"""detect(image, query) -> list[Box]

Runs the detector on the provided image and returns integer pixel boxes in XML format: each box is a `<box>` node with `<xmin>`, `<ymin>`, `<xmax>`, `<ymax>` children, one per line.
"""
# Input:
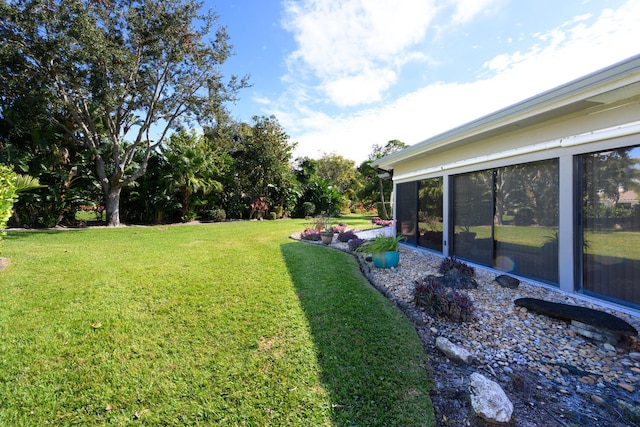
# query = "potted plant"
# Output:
<box><xmin>355</xmin><ymin>234</ymin><xmax>404</xmax><ymax>268</ymax></box>
<box><xmin>310</xmin><ymin>216</ymin><xmax>334</xmax><ymax>245</ymax></box>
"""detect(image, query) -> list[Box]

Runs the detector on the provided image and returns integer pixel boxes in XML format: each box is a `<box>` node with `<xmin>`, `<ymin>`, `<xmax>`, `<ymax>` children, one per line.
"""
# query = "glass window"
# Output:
<box><xmin>452</xmin><ymin>160</ymin><xmax>559</xmax><ymax>284</ymax></box>
<box><xmin>452</xmin><ymin>169</ymin><xmax>494</xmax><ymax>265</ymax></box>
<box><xmin>417</xmin><ymin>177</ymin><xmax>443</xmax><ymax>252</ymax></box>
<box><xmin>494</xmin><ymin>160</ymin><xmax>559</xmax><ymax>284</ymax></box>
<box><xmin>395</xmin><ymin>181</ymin><xmax>417</xmax><ymax>245</ymax></box>
<box><xmin>580</xmin><ymin>145</ymin><xmax>640</xmax><ymax>309</ymax></box>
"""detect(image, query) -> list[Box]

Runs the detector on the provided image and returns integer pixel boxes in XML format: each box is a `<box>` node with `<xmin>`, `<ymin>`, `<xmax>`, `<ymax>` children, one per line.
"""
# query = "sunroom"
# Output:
<box><xmin>372</xmin><ymin>54</ymin><xmax>640</xmax><ymax>312</ymax></box>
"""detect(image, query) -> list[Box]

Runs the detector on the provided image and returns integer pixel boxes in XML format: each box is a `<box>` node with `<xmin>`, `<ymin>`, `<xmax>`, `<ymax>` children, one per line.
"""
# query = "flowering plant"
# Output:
<box><xmin>250</xmin><ymin>197</ymin><xmax>269</xmax><ymax>219</ymax></box>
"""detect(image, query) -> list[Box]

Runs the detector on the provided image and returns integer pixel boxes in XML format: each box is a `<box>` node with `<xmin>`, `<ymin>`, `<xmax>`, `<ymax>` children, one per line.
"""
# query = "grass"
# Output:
<box><xmin>0</xmin><ymin>216</ymin><xmax>433</xmax><ymax>426</ymax></box>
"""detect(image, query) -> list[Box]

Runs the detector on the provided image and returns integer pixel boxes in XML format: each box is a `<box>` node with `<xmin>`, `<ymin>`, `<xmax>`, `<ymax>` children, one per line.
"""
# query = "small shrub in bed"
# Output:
<box><xmin>206</xmin><ymin>208</ymin><xmax>226</xmax><ymax>222</ymax></box>
<box><xmin>300</xmin><ymin>228</ymin><xmax>321</xmax><ymax>241</ymax></box>
<box><xmin>438</xmin><ymin>256</ymin><xmax>475</xmax><ymax>277</ymax></box>
<box><xmin>337</xmin><ymin>229</ymin><xmax>358</xmax><ymax>242</ymax></box>
<box><xmin>414</xmin><ymin>277</ymin><xmax>446</xmax><ymax>316</ymax></box>
<box><xmin>414</xmin><ymin>276</ymin><xmax>474</xmax><ymax>322</ymax></box>
<box><xmin>330</xmin><ymin>223</ymin><xmax>348</xmax><ymax>234</ymax></box>
<box><xmin>372</xmin><ymin>216</ymin><xmax>393</xmax><ymax>227</ymax></box>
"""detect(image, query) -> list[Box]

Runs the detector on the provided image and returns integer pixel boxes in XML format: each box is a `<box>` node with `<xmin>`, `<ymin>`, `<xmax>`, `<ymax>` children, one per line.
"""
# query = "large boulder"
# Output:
<box><xmin>469</xmin><ymin>372</ymin><xmax>514</xmax><ymax>424</ymax></box>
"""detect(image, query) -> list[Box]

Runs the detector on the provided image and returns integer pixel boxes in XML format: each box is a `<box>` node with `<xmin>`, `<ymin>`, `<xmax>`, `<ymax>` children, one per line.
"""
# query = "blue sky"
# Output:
<box><xmin>209</xmin><ymin>0</ymin><xmax>640</xmax><ymax>163</ymax></box>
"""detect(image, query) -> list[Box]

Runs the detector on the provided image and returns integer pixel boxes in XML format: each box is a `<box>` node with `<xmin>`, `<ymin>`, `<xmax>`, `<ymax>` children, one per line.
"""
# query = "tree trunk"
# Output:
<box><xmin>105</xmin><ymin>186</ymin><xmax>122</xmax><ymax>227</ymax></box>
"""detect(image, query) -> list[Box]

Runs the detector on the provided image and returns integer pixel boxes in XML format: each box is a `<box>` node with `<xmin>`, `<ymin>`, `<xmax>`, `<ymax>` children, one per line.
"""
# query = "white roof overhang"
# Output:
<box><xmin>372</xmin><ymin>54</ymin><xmax>640</xmax><ymax>171</ymax></box>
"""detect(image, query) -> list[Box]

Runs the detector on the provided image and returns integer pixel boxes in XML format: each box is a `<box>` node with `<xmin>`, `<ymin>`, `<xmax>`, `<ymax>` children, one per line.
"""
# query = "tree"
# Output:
<box><xmin>0</xmin><ymin>0</ymin><xmax>248</xmax><ymax>226</ymax></box>
<box><xmin>164</xmin><ymin>130</ymin><xmax>224</xmax><ymax>220</ymax></box>
<box><xmin>231</xmin><ymin>116</ymin><xmax>297</xmax><ymax>217</ymax></box>
<box><xmin>292</xmin><ymin>157</ymin><xmax>342</xmax><ymax>218</ymax></box>
<box><xmin>317</xmin><ymin>153</ymin><xmax>361</xmax><ymax>207</ymax></box>
<box><xmin>358</xmin><ymin>140</ymin><xmax>408</xmax><ymax>213</ymax></box>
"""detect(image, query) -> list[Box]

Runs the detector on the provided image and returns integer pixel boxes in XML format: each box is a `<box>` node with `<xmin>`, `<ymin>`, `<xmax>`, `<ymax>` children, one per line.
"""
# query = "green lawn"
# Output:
<box><xmin>0</xmin><ymin>217</ymin><xmax>433</xmax><ymax>426</ymax></box>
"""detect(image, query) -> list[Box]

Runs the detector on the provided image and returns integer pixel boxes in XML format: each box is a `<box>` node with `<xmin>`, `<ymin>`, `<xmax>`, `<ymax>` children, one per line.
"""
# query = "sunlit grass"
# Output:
<box><xmin>0</xmin><ymin>217</ymin><xmax>433</xmax><ymax>426</ymax></box>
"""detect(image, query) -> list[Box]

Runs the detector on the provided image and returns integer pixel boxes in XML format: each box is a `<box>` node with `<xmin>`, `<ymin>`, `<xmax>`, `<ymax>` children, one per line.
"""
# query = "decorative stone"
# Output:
<box><xmin>433</xmin><ymin>268</ymin><xmax>478</xmax><ymax>290</ymax></box>
<box><xmin>617</xmin><ymin>382</ymin><xmax>635</xmax><ymax>393</ymax></box>
<box><xmin>495</xmin><ymin>274</ymin><xmax>520</xmax><ymax>289</ymax></box>
<box><xmin>629</xmin><ymin>352</ymin><xmax>640</xmax><ymax>361</ymax></box>
<box><xmin>514</xmin><ymin>298</ymin><xmax>638</xmax><ymax>342</ymax></box>
<box><xmin>570</xmin><ymin>321</ymin><xmax>620</xmax><ymax>345</ymax></box>
<box><xmin>435</xmin><ymin>337</ymin><xmax>473</xmax><ymax>364</ymax></box>
<box><xmin>469</xmin><ymin>372</ymin><xmax>514</xmax><ymax>424</ymax></box>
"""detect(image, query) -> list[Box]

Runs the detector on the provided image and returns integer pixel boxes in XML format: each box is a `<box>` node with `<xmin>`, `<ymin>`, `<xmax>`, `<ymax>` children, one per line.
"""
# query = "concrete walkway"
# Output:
<box><xmin>354</xmin><ymin>226</ymin><xmax>394</xmax><ymax>240</ymax></box>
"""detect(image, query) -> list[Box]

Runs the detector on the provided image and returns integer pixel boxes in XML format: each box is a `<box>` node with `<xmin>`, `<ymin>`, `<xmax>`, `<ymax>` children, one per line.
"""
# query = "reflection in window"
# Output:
<box><xmin>396</xmin><ymin>181</ymin><xmax>417</xmax><ymax>246</ymax></box>
<box><xmin>418</xmin><ymin>178</ymin><xmax>443</xmax><ymax>252</ymax></box>
<box><xmin>581</xmin><ymin>146</ymin><xmax>640</xmax><ymax>309</ymax></box>
<box><xmin>452</xmin><ymin>170</ymin><xmax>493</xmax><ymax>265</ymax></box>
<box><xmin>452</xmin><ymin>160</ymin><xmax>559</xmax><ymax>284</ymax></box>
<box><xmin>494</xmin><ymin>160</ymin><xmax>558</xmax><ymax>284</ymax></box>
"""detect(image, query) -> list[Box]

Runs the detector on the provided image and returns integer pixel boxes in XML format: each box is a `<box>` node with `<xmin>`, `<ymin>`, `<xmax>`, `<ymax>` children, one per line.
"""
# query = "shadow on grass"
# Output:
<box><xmin>280</xmin><ymin>241</ymin><xmax>434</xmax><ymax>427</ymax></box>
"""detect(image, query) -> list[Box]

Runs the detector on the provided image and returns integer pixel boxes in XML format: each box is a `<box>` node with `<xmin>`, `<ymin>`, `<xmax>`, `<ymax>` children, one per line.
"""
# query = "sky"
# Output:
<box><xmin>209</xmin><ymin>0</ymin><xmax>640</xmax><ymax>164</ymax></box>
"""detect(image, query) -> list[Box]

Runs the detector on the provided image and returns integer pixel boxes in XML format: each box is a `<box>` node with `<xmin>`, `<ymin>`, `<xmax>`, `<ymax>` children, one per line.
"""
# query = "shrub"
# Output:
<box><xmin>413</xmin><ymin>277</ymin><xmax>447</xmax><ymax>316</ymax></box>
<box><xmin>181</xmin><ymin>211</ymin><xmax>198</xmax><ymax>222</ymax></box>
<box><xmin>268</xmin><ymin>211</ymin><xmax>277</xmax><ymax>220</ymax></box>
<box><xmin>337</xmin><ymin>229</ymin><xmax>358</xmax><ymax>242</ymax></box>
<box><xmin>413</xmin><ymin>276</ymin><xmax>474</xmax><ymax>322</ymax></box>
<box><xmin>330</xmin><ymin>223</ymin><xmax>347</xmax><ymax>234</ymax></box>
<box><xmin>348</xmin><ymin>238</ymin><xmax>366</xmax><ymax>252</ymax></box>
<box><xmin>300</xmin><ymin>228</ymin><xmax>321</xmax><ymax>241</ymax></box>
<box><xmin>355</xmin><ymin>234</ymin><xmax>404</xmax><ymax>253</ymax></box>
<box><xmin>0</xmin><ymin>165</ymin><xmax>18</xmax><ymax>244</ymax></box>
<box><xmin>208</xmin><ymin>208</ymin><xmax>226</xmax><ymax>222</ymax></box>
<box><xmin>302</xmin><ymin>202</ymin><xmax>316</xmax><ymax>217</ymax></box>
<box><xmin>438</xmin><ymin>256</ymin><xmax>475</xmax><ymax>277</ymax></box>
<box><xmin>375</xmin><ymin>202</ymin><xmax>392</xmax><ymax>220</ymax></box>
<box><xmin>372</xmin><ymin>216</ymin><xmax>393</xmax><ymax>227</ymax></box>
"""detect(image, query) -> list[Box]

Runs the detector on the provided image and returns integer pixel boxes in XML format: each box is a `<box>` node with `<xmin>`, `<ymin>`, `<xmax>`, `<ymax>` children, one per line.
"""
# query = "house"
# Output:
<box><xmin>372</xmin><ymin>54</ymin><xmax>640</xmax><ymax>312</ymax></box>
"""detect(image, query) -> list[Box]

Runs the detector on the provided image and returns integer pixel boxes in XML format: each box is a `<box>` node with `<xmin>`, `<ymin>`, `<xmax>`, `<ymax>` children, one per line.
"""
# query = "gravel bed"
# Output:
<box><xmin>301</xmin><ymin>235</ymin><xmax>640</xmax><ymax>426</ymax></box>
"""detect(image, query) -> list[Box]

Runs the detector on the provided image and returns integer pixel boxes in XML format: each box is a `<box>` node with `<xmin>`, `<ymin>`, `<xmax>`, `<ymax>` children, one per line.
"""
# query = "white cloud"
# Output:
<box><xmin>450</xmin><ymin>0</ymin><xmax>504</xmax><ymax>24</ymax></box>
<box><xmin>282</xmin><ymin>0</ymin><xmax>437</xmax><ymax>107</ymax></box>
<box><xmin>324</xmin><ymin>68</ymin><xmax>397</xmax><ymax>107</ymax></box>
<box><xmin>286</xmin><ymin>0</ymin><xmax>640</xmax><ymax>163</ymax></box>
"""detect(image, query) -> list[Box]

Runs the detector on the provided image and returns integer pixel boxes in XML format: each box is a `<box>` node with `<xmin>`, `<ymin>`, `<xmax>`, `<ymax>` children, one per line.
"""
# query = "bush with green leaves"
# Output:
<box><xmin>268</xmin><ymin>211</ymin><xmax>277</xmax><ymax>220</ymax></box>
<box><xmin>355</xmin><ymin>234</ymin><xmax>404</xmax><ymax>253</ymax></box>
<box><xmin>438</xmin><ymin>256</ymin><xmax>475</xmax><ymax>277</ymax></box>
<box><xmin>413</xmin><ymin>276</ymin><xmax>474</xmax><ymax>322</ymax></box>
<box><xmin>0</xmin><ymin>165</ymin><xmax>18</xmax><ymax>231</ymax></box>
<box><xmin>207</xmin><ymin>208</ymin><xmax>226</xmax><ymax>222</ymax></box>
<box><xmin>302</xmin><ymin>201</ymin><xmax>316</xmax><ymax>217</ymax></box>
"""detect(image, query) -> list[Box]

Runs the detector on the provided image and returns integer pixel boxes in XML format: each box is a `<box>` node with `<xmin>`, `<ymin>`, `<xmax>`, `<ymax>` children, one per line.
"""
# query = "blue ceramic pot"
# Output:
<box><xmin>372</xmin><ymin>251</ymin><xmax>399</xmax><ymax>268</ymax></box>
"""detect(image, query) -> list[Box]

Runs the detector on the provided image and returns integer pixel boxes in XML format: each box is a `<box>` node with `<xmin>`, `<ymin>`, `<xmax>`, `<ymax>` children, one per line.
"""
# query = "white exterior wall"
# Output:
<box><xmin>390</xmin><ymin>98</ymin><xmax>640</xmax><ymax>297</ymax></box>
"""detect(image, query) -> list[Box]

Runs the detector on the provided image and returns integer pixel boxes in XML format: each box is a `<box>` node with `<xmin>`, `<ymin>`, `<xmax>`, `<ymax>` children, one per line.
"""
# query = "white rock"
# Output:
<box><xmin>469</xmin><ymin>372</ymin><xmax>514</xmax><ymax>424</ymax></box>
<box><xmin>435</xmin><ymin>337</ymin><xmax>473</xmax><ymax>364</ymax></box>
